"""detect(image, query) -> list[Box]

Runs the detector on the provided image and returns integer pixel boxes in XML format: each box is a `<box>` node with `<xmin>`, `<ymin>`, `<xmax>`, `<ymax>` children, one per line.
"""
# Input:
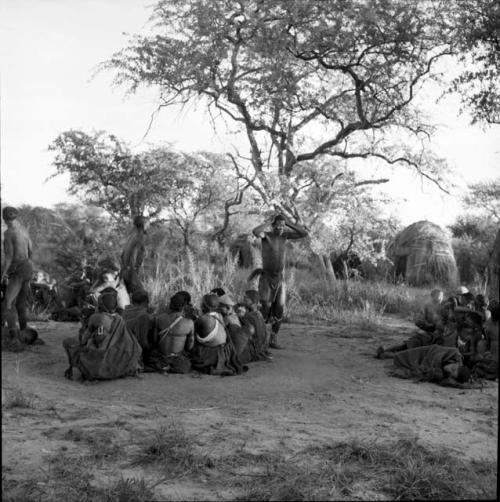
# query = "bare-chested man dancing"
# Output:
<box><xmin>1</xmin><ymin>207</ymin><xmax>34</xmax><ymax>339</ymax></box>
<box><xmin>120</xmin><ymin>215</ymin><xmax>148</xmax><ymax>295</ymax></box>
<box><xmin>252</xmin><ymin>214</ymin><xmax>308</xmax><ymax>349</ymax></box>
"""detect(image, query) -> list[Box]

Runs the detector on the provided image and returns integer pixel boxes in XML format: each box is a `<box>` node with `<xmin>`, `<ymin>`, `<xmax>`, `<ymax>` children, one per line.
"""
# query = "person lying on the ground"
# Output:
<box><xmin>242</xmin><ymin>290</ymin><xmax>274</xmax><ymax>362</ymax></box>
<box><xmin>218</xmin><ymin>294</ymin><xmax>253</xmax><ymax>363</ymax></box>
<box><xmin>89</xmin><ymin>269</ymin><xmax>130</xmax><ymax>314</ymax></box>
<box><xmin>144</xmin><ymin>292</ymin><xmax>195</xmax><ymax>374</ymax></box>
<box><xmin>122</xmin><ymin>290</ymin><xmax>154</xmax><ymax>356</ymax></box>
<box><xmin>471</xmin><ymin>302</ymin><xmax>498</xmax><ymax>380</ymax></box>
<box><xmin>388</xmin><ymin>344</ymin><xmax>474</xmax><ymax>387</ymax></box>
<box><xmin>376</xmin><ymin>329</ymin><xmax>443</xmax><ymax>359</ymax></box>
<box><xmin>190</xmin><ymin>312</ymin><xmax>247</xmax><ymax>376</ymax></box>
<box><xmin>62</xmin><ymin>288</ymin><xmax>142</xmax><ymax>382</ymax></box>
<box><xmin>415</xmin><ymin>288</ymin><xmax>444</xmax><ymax>333</ymax></box>
<box><xmin>474</xmin><ymin>294</ymin><xmax>491</xmax><ymax>323</ymax></box>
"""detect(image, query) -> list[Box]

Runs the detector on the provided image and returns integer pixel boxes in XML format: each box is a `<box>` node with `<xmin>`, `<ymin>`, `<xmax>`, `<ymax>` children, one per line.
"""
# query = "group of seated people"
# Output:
<box><xmin>375</xmin><ymin>286</ymin><xmax>499</xmax><ymax>386</ymax></box>
<box><xmin>62</xmin><ymin>276</ymin><xmax>276</xmax><ymax>382</ymax></box>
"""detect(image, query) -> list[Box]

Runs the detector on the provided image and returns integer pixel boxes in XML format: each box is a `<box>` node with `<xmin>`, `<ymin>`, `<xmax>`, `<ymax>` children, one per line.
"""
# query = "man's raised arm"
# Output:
<box><xmin>252</xmin><ymin>221</ymin><xmax>270</xmax><ymax>239</ymax></box>
<box><xmin>284</xmin><ymin>217</ymin><xmax>309</xmax><ymax>240</ymax></box>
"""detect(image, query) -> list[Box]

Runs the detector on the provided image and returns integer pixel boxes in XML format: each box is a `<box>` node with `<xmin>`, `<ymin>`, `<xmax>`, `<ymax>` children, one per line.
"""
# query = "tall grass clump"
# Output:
<box><xmin>145</xmin><ymin>248</ymin><xmax>241</xmax><ymax>310</ymax></box>
<box><xmin>285</xmin><ymin>268</ymin><xmax>427</xmax><ymax>325</ymax></box>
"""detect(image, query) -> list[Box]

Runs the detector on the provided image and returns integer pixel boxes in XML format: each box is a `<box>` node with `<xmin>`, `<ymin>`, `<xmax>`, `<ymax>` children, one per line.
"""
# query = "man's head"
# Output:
<box><xmin>461</xmin><ymin>292</ymin><xmax>475</xmax><ymax>308</ymax></box>
<box><xmin>489</xmin><ymin>300</ymin><xmax>499</xmax><ymax>322</ymax></box>
<box><xmin>210</xmin><ymin>287</ymin><xmax>226</xmax><ymax>297</ymax></box>
<box><xmin>218</xmin><ymin>294</ymin><xmax>236</xmax><ymax>315</ymax></box>
<box><xmin>169</xmin><ymin>292</ymin><xmax>188</xmax><ymax>312</ymax></box>
<box><xmin>131</xmin><ymin>289</ymin><xmax>149</xmax><ymax>306</ymax></box>
<box><xmin>177</xmin><ymin>291</ymin><xmax>192</xmax><ymax>305</ymax></box>
<box><xmin>443</xmin><ymin>363</ymin><xmax>471</xmax><ymax>383</ymax></box>
<box><xmin>195</xmin><ymin>314</ymin><xmax>216</xmax><ymax>339</ymax></box>
<box><xmin>201</xmin><ymin>294</ymin><xmax>220</xmax><ymax>313</ymax></box>
<box><xmin>101</xmin><ymin>270</ymin><xmax>118</xmax><ymax>284</ymax></box>
<box><xmin>474</xmin><ymin>294</ymin><xmax>488</xmax><ymax>309</ymax></box>
<box><xmin>2</xmin><ymin>206</ymin><xmax>18</xmax><ymax>222</ymax></box>
<box><xmin>271</xmin><ymin>214</ymin><xmax>286</xmax><ymax>236</ymax></box>
<box><xmin>243</xmin><ymin>290</ymin><xmax>260</xmax><ymax>310</ymax></box>
<box><xmin>456</xmin><ymin>285</ymin><xmax>469</xmax><ymax>296</ymax></box>
<box><xmin>98</xmin><ymin>287</ymin><xmax>118</xmax><ymax>313</ymax></box>
<box><xmin>234</xmin><ymin>303</ymin><xmax>248</xmax><ymax>318</ymax></box>
<box><xmin>431</xmin><ymin>288</ymin><xmax>444</xmax><ymax>303</ymax></box>
<box><xmin>133</xmin><ymin>215</ymin><xmax>149</xmax><ymax>232</ymax></box>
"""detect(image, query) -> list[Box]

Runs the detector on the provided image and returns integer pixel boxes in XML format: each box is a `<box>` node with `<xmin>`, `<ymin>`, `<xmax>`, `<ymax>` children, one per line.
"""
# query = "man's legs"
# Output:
<box><xmin>269</xmin><ymin>282</ymin><xmax>286</xmax><ymax>349</ymax></box>
<box><xmin>258</xmin><ymin>275</ymin><xmax>272</xmax><ymax>321</ymax></box>
<box><xmin>1</xmin><ymin>274</ymin><xmax>23</xmax><ymax>335</ymax></box>
<box><xmin>376</xmin><ymin>342</ymin><xmax>408</xmax><ymax>359</ymax></box>
<box><xmin>16</xmin><ymin>279</ymin><xmax>31</xmax><ymax>331</ymax></box>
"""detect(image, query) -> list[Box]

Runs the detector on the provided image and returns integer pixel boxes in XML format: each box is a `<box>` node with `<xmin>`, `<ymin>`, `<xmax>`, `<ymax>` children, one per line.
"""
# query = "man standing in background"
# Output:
<box><xmin>120</xmin><ymin>215</ymin><xmax>148</xmax><ymax>295</ymax></box>
<box><xmin>1</xmin><ymin>207</ymin><xmax>34</xmax><ymax>341</ymax></box>
<box><xmin>251</xmin><ymin>214</ymin><xmax>308</xmax><ymax>349</ymax></box>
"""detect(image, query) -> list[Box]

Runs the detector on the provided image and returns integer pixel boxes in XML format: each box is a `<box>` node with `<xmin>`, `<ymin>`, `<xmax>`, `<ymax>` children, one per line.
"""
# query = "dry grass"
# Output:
<box><xmin>144</xmin><ymin>250</ymin><xmax>427</xmax><ymax>321</ymax></box>
<box><xmin>2</xmin><ymin>386</ymin><xmax>36</xmax><ymax>409</ymax></box>
<box><xmin>131</xmin><ymin>421</ymin><xmax>208</xmax><ymax>478</ymax></box>
<box><xmin>229</xmin><ymin>437</ymin><xmax>496</xmax><ymax>501</ymax></box>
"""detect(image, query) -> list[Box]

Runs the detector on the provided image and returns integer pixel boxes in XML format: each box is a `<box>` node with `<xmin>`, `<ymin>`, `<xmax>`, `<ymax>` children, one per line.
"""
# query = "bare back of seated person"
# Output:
<box><xmin>156</xmin><ymin>312</ymin><xmax>194</xmax><ymax>355</ymax></box>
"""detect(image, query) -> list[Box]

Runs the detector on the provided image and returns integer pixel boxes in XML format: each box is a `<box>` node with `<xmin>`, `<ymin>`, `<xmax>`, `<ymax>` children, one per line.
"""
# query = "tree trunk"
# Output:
<box><xmin>323</xmin><ymin>254</ymin><xmax>336</xmax><ymax>283</ymax></box>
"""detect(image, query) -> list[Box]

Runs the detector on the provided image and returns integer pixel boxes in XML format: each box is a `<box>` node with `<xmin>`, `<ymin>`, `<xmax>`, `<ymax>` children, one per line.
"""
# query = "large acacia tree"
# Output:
<box><xmin>105</xmin><ymin>0</ymin><xmax>456</xmax><ymax>215</ymax></box>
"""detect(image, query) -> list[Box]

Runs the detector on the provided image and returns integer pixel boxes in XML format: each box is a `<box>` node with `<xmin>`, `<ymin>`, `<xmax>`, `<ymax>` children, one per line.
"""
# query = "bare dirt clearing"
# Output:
<box><xmin>2</xmin><ymin>316</ymin><xmax>497</xmax><ymax>500</ymax></box>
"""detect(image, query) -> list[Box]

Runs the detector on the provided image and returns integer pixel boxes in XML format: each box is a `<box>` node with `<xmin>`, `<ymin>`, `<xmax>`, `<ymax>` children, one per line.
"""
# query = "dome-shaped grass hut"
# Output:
<box><xmin>388</xmin><ymin>220</ymin><xmax>457</xmax><ymax>286</ymax></box>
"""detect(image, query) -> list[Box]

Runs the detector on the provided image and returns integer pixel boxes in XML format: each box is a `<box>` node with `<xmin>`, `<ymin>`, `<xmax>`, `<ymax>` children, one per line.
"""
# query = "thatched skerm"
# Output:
<box><xmin>388</xmin><ymin>220</ymin><xmax>457</xmax><ymax>286</ymax></box>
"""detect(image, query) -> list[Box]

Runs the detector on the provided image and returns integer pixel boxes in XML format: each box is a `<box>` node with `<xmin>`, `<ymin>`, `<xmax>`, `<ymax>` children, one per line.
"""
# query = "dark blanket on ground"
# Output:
<box><xmin>242</xmin><ymin>311</ymin><xmax>269</xmax><ymax>362</ymax></box>
<box><xmin>190</xmin><ymin>337</ymin><xmax>247</xmax><ymax>376</ymax></box>
<box><xmin>390</xmin><ymin>345</ymin><xmax>462</xmax><ymax>383</ymax></box>
<box><xmin>405</xmin><ymin>331</ymin><xmax>439</xmax><ymax>349</ymax></box>
<box><xmin>63</xmin><ymin>314</ymin><xmax>142</xmax><ymax>380</ymax></box>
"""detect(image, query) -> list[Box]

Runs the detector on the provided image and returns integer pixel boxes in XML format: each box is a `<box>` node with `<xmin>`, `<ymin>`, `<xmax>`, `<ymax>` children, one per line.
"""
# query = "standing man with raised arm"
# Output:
<box><xmin>1</xmin><ymin>207</ymin><xmax>34</xmax><ymax>340</ymax></box>
<box><xmin>120</xmin><ymin>215</ymin><xmax>148</xmax><ymax>296</ymax></box>
<box><xmin>251</xmin><ymin>213</ymin><xmax>308</xmax><ymax>349</ymax></box>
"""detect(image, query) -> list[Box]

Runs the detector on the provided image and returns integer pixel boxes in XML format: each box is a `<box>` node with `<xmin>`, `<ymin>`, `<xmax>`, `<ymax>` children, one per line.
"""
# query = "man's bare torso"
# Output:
<box><xmin>261</xmin><ymin>232</ymin><xmax>288</xmax><ymax>275</ymax></box>
<box><xmin>121</xmin><ymin>232</ymin><xmax>145</xmax><ymax>271</ymax></box>
<box><xmin>3</xmin><ymin>223</ymin><xmax>32</xmax><ymax>272</ymax></box>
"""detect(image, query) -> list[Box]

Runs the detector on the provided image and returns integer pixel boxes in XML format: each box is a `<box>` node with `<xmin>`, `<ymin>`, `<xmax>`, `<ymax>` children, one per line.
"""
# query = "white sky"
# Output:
<box><xmin>1</xmin><ymin>0</ymin><xmax>499</xmax><ymax>228</ymax></box>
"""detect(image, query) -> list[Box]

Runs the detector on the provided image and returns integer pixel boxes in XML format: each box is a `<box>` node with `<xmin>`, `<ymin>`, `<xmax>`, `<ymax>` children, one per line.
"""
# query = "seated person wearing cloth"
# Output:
<box><xmin>415</xmin><ymin>288</ymin><xmax>444</xmax><ymax>333</ymax></box>
<box><xmin>62</xmin><ymin>288</ymin><xmax>142</xmax><ymax>381</ymax></box>
<box><xmin>122</xmin><ymin>290</ymin><xmax>154</xmax><ymax>357</ymax></box>
<box><xmin>219</xmin><ymin>293</ymin><xmax>253</xmax><ymax>362</ymax></box>
<box><xmin>242</xmin><ymin>290</ymin><xmax>273</xmax><ymax>362</ymax></box>
<box><xmin>472</xmin><ymin>301</ymin><xmax>499</xmax><ymax>380</ymax></box>
<box><xmin>190</xmin><ymin>294</ymin><xmax>246</xmax><ymax>376</ymax></box>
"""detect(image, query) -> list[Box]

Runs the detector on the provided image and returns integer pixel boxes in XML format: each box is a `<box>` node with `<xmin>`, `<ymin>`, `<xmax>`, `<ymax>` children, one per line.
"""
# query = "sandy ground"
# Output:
<box><xmin>2</xmin><ymin>316</ymin><xmax>498</xmax><ymax>500</ymax></box>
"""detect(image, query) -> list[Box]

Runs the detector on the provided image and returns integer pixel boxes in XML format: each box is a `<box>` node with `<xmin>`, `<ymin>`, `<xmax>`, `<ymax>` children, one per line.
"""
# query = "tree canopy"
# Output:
<box><xmin>105</xmin><ymin>0</ymin><xmax>455</xmax><ymax>217</ymax></box>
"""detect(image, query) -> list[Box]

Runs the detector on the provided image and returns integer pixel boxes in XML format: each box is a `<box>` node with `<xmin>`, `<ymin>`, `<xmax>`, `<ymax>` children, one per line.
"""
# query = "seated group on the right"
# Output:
<box><xmin>375</xmin><ymin>286</ymin><xmax>499</xmax><ymax>386</ymax></box>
